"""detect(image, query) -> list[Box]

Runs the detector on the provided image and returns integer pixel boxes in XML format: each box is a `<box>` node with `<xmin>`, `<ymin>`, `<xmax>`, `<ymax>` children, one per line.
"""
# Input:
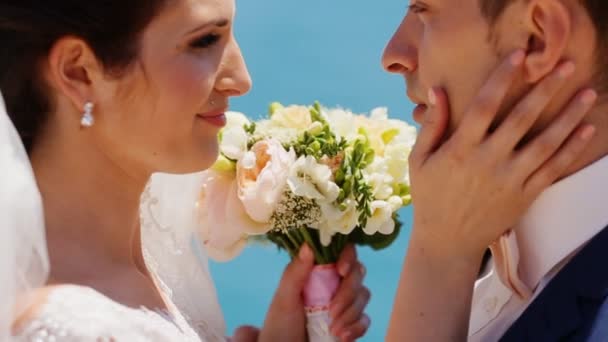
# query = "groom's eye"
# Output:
<box><xmin>190</xmin><ymin>34</ymin><xmax>221</xmax><ymax>49</ymax></box>
<box><xmin>408</xmin><ymin>3</ymin><xmax>427</xmax><ymax>14</ymax></box>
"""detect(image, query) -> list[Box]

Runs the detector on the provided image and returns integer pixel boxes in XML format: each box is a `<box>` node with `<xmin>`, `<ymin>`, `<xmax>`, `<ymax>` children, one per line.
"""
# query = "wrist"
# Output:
<box><xmin>408</xmin><ymin>225</ymin><xmax>486</xmax><ymax>277</ymax></box>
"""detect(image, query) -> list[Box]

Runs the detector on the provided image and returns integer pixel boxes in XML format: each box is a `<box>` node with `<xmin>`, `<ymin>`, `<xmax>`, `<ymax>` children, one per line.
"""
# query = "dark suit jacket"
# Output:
<box><xmin>500</xmin><ymin>225</ymin><xmax>608</xmax><ymax>341</ymax></box>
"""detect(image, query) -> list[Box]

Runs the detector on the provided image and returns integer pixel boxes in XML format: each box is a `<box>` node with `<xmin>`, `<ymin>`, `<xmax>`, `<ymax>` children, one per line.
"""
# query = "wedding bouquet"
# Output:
<box><xmin>197</xmin><ymin>102</ymin><xmax>416</xmax><ymax>341</ymax></box>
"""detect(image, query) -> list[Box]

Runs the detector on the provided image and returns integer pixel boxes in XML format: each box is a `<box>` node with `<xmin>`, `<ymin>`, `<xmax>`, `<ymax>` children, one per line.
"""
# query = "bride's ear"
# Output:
<box><xmin>44</xmin><ymin>37</ymin><xmax>103</xmax><ymax>115</ymax></box>
<box><xmin>522</xmin><ymin>0</ymin><xmax>571</xmax><ymax>83</ymax></box>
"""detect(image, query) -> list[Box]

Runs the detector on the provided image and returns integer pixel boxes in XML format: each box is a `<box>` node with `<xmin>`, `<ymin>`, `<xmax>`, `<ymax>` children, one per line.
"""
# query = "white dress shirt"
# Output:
<box><xmin>468</xmin><ymin>155</ymin><xmax>608</xmax><ymax>341</ymax></box>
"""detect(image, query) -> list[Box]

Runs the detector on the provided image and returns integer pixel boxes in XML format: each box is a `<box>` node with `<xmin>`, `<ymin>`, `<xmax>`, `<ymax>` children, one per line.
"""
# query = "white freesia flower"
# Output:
<box><xmin>317</xmin><ymin>199</ymin><xmax>359</xmax><ymax>246</ymax></box>
<box><xmin>364</xmin><ymin>157</ymin><xmax>394</xmax><ymax>200</ymax></box>
<box><xmin>287</xmin><ymin>155</ymin><xmax>340</xmax><ymax>202</ymax></box>
<box><xmin>237</xmin><ymin>139</ymin><xmax>296</xmax><ymax>224</ymax></box>
<box><xmin>271</xmin><ymin>105</ymin><xmax>313</xmax><ymax>130</ymax></box>
<box><xmin>220</xmin><ymin>126</ymin><xmax>249</xmax><ymax>161</ymax></box>
<box><xmin>219</xmin><ymin>111</ymin><xmax>252</xmax><ymax>161</ymax></box>
<box><xmin>387</xmin><ymin>195</ymin><xmax>404</xmax><ymax>212</ymax></box>
<box><xmin>225</xmin><ymin>111</ymin><xmax>251</xmax><ymax>129</ymax></box>
<box><xmin>363</xmin><ymin>200</ymin><xmax>395</xmax><ymax>235</ymax></box>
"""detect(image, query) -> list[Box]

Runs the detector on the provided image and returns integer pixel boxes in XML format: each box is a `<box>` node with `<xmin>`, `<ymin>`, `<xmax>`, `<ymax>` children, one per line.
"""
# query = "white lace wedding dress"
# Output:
<box><xmin>12</xmin><ymin>173</ymin><xmax>228</xmax><ymax>342</ymax></box>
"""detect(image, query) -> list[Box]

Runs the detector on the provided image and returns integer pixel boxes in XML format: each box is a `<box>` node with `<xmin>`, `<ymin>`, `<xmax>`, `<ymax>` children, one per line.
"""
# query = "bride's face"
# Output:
<box><xmin>94</xmin><ymin>0</ymin><xmax>251</xmax><ymax>175</ymax></box>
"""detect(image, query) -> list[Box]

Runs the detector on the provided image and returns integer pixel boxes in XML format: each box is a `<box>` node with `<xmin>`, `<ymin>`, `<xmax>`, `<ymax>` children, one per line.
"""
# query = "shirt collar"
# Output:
<box><xmin>514</xmin><ymin>155</ymin><xmax>608</xmax><ymax>291</ymax></box>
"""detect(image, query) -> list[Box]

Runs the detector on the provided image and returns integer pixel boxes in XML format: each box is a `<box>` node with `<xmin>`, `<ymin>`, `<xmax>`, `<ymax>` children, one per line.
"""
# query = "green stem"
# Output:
<box><xmin>276</xmin><ymin>234</ymin><xmax>296</xmax><ymax>259</ymax></box>
<box><xmin>299</xmin><ymin>227</ymin><xmax>327</xmax><ymax>264</ymax></box>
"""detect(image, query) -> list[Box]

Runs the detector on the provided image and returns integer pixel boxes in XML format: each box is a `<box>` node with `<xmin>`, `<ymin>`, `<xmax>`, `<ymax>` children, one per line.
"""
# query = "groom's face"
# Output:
<box><xmin>382</xmin><ymin>0</ymin><xmax>600</xmax><ymax>136</ymax></box>
<box><xmin>382</xmin><ymin>0</ymin><xmax>506</xmax><ymax>132</ymax></box>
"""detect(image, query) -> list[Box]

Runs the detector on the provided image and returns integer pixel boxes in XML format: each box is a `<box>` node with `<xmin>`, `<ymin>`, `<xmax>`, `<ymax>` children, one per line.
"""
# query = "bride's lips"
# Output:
<box><xmin>196</xmin><ymin>111</ymin><xmax>227</xmax><ymax>127</ymax></box>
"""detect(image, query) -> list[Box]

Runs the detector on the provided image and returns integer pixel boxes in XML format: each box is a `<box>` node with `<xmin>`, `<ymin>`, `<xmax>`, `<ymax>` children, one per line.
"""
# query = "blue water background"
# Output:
<box><xmin>209</xmin><ymin>1</ymin><xmax>416</xmax><ymax>340</ymax></box>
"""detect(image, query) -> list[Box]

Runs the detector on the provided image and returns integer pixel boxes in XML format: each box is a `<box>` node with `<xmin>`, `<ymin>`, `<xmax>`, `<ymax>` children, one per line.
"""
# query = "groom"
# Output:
<box><xmin>383</xmin><ymin>0</ymin><xmax>608</xmax><ymax>340</ymax></box>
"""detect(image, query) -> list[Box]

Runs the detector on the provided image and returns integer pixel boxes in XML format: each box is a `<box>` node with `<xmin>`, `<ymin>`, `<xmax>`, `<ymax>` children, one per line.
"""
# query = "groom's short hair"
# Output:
<box><xmin>479</xmin><ymin>0</ymin><xmax>608</xmax><ymax>89</ymax></box>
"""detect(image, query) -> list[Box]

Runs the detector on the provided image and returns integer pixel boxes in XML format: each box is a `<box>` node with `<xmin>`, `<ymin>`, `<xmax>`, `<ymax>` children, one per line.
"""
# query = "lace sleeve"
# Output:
<box><xmin>13</xmin><ymin>286</ymin><xmax>202</xmax><ymax>342</ymax></box>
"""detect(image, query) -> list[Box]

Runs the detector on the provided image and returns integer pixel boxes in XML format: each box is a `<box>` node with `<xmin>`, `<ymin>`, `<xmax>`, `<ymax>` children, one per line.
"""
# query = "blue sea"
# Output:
<box><xmin>209</xmin><ymin>1</ymin><xmax>416</xmax><ymax>340</ymax></box>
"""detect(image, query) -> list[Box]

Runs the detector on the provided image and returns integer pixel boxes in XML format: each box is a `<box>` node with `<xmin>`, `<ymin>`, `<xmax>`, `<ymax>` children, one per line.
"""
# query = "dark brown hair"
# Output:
<box><xmin>0</xmin><ymin>1</ymin><xmax>168</xmax><ymax>151</ymax></box>
<box><xmin>479</xmin><ymin>0</ymin><xmax>608</xmax><ymax>89</ymax></box>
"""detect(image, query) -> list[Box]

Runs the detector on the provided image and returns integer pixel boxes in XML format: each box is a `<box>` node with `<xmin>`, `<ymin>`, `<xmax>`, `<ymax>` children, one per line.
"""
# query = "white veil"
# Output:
<box><xmin>0</xmin><ymin>91</ymin><xmax>49</xmax><ymax>340</ymax></box>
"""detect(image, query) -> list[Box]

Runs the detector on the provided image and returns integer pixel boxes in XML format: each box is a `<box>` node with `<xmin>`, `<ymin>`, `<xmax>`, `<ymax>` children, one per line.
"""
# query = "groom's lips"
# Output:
<box><xmin>413</xmin><ymin>103</ymin><xmax>428</xmax><ymax>119</ymax></box>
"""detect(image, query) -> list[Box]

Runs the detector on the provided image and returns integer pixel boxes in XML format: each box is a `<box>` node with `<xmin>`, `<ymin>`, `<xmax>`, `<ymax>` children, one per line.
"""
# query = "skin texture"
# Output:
<box><xmin>20</xmin><ymin>0</ymin><xmax>370</xmax><ymax>340</ymax></box>
<box><xmin>382</xmin><ymin>0</ymin><xmax>608</xmax><ymax>340</ymax></box>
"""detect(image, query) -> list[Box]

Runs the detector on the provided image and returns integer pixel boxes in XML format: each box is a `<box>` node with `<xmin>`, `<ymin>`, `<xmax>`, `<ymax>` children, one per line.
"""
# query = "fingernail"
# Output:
<box><xmin>510</xmin><ymin>50</ymin><xmax>526</xmax><ymax>66</ymax></box>
<box><xmin>341</xmin><ymin>331</ymin><xmax>352</xmax><ymax>341</ymax></box>
<box><xmin>299</xmin><ymin>244</ymin><xmax>312</xmax><ymax>261</ymax></box>
<box><xmin>581</xmin><ymin>125</ymin><xmax>596</xmax><ymax>140</ymax></box>
<box><xmin>428</xmin><ymin>88</ymin><xmax>437</xmax><ymax>106</ymax></box>
<box><xmin>558</xmin><ymin>62</ymin><xmax>575</xmax><ymax>78</ymax></box>
<box><xmin>581</xmin><ymin>89</ymin><xmax>598</xmax><ymax>105</ymax></box>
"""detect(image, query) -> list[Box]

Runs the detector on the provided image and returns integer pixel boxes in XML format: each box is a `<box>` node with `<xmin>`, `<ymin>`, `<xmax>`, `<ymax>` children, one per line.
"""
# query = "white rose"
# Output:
<box><xmin>384</xmin><ymin>143</ymin><xmax>412</xmax><ymax>184</ymax></box>
<box><xmin>287</xmin><ymin>155</ymin><xmax>340</xmax><ymax>202</ymax></box>
<box><xmin>271</xmin><ymin>105</ymin><xmax>313</xmax><ymax>130</ymax></box>
<box><xmin>254</xmin><ymin>120</ymin><xmax>300</xmax><ymax>145</ymax></box>
<box><xmin>325</xmin><ymin>108</ymin><xmax>357</xmax><ymax>140</ymax></box>
<box><xmin>237</xmin><ymin>139</ymin><xmax>296</xmax><ymax>224</ymax></box>
<box><xmin>363</xmin><ymin>200</ymin><xmax>395</xmax><ymax>235</ymax></box>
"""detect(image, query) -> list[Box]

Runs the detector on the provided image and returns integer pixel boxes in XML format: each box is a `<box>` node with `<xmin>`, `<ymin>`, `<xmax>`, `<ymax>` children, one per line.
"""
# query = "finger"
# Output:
<box><xmin>277</xmin><ymin>244</ymin><xmax>315</xmax><ymax>300</ymax></box>
<box><xmin>452</xmin><ymin>50</ymin><xmax>526</xmax><ymax>147</ymax></box>
<box><xmin>330</xmin><ymin>287</ymin><xmax>371</xmax><ymax>337</ymax></box>
<box><xmin>513</xmin><ymin>89</ymin><xmax>597</xmax><ymax>178</ymax></box>
<box><xmin>336</xmin><ymin>244</ymin><xmax>357</xmax><ymax>277</ymax></box>
<box><xmin>408</xmin><ymin>87</ymin><xmax>450</xmax><ymax>167</ymax></box>
<box><xmin>336</xmin><ymin>314</ymin><xmax>371</xmax><ymax>342</ymax></box>
<box><xmin>524</xmin><ymin>124</ymin><xmax>595</xmax><ymax>195</ymax></box>
<box><xmin>487</xmin><ymin>61</ymin><xmax>575</xmax><ymax>153</ymax></box>
<box><xmin>329</xmin><ymin>262</ymin><xmax>366</xmax><ymax>320</ymax></box>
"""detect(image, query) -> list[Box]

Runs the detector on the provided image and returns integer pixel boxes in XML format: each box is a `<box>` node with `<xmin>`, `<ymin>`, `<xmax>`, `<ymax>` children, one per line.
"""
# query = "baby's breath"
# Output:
<box><xmin>270</xmin><ymin>191</ymin><xmax>322</xmax><ymax>233</ymax></box>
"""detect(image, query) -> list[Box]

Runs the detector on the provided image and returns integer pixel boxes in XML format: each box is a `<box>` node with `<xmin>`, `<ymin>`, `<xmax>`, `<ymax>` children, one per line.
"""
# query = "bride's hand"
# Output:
<box><xmin>258</xmin><ymin>244</ymin><xmax>369</xmax><ymax>342</ymax></box>
<box><xmin>409</xmin><ymin>50</ymin><xmax>597</xmax><ymax>265</ymax></box>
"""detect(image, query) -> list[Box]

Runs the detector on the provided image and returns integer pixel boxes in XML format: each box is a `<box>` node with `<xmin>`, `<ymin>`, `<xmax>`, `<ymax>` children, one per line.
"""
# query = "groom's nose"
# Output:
<box><xmin>382</xmin><ymin>14</ymin><xmax>420</xmax><ymax>75</ymax></box>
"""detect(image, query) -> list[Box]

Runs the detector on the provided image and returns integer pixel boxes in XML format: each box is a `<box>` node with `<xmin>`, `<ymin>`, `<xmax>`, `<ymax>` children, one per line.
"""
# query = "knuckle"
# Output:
<box><xmin>509</xmin><ymin>106</ymin><xmax>534</xmax><ymax>131</ymax></box>
<box><xmin>473</xmin><ymin>94</ymin><xmax>495</xmax><ymax>116</ymax></box>
<box><xmin>362</xmin><ymin>287</ymin><xmax>371</xmax><ymax>302</ymax></box>
<box><xmin>533</xmin><ymin>137</ymin><xmax>556</xmax><ymax>156</ymax></box>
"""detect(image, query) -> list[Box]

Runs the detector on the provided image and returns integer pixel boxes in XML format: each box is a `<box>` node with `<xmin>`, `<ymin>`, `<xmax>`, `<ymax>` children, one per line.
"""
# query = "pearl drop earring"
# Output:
<box><xmin>80</xmin><ymin>102</ymin><xmax>94</xmax><ymax>127</ymax></box>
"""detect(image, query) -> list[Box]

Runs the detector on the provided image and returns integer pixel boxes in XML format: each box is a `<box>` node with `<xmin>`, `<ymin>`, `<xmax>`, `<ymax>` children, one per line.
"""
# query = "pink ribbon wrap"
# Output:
<box><xmin>304</xmin><ymin>264</ymin><xmax>340</xmax><ymax>311</ymax></box>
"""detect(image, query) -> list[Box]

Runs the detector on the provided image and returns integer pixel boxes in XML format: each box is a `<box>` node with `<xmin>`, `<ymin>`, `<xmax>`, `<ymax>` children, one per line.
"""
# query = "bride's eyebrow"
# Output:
<box><xmin>185</xmin><ymin>19</ymin><xmax>229</xmax><ymax>35</ymax></box>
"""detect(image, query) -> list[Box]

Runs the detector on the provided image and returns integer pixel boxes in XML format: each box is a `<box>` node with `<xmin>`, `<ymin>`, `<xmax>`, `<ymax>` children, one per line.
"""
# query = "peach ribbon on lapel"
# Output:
<box><xmin>489</xmin><ymin>230</ymin><xmax>533</xmax><ymax>300</ymax></box>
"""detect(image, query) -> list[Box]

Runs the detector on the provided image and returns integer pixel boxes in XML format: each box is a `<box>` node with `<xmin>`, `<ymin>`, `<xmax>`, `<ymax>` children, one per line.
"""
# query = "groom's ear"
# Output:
<box><xmin>522</xmin><ymin>0</ymin><xmax>571</xmax><ymax>83</ymax></box>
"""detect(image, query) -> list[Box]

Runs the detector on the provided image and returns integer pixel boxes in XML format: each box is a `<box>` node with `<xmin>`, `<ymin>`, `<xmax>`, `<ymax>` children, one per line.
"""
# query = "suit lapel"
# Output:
<box><xmin>500</xmin><ymin>225</ymin><xmax>608</xmax><ymax>341</ymax></box>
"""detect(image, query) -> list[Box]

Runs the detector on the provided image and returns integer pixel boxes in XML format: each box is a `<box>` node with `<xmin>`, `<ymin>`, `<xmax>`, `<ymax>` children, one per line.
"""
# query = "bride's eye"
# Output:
<box><xmin>190</xmin><ymin>34</ymin><xmax>221</xmax><ymax>49</ymax></box>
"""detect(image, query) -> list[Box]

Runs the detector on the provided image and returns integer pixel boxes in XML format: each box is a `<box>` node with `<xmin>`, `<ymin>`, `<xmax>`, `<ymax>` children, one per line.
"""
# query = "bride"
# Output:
<box><xmin>0</xmin><ymin>0</ymin><xmax>371</xmax><ymax>341</ymax></box>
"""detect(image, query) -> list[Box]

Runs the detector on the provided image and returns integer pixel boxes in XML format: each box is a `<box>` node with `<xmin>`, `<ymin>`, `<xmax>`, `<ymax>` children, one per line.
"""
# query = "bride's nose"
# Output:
<box><xmin>215</xmin><ymin>38</ymin><xmax>252</xmax><ymax>97</ymax></box>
